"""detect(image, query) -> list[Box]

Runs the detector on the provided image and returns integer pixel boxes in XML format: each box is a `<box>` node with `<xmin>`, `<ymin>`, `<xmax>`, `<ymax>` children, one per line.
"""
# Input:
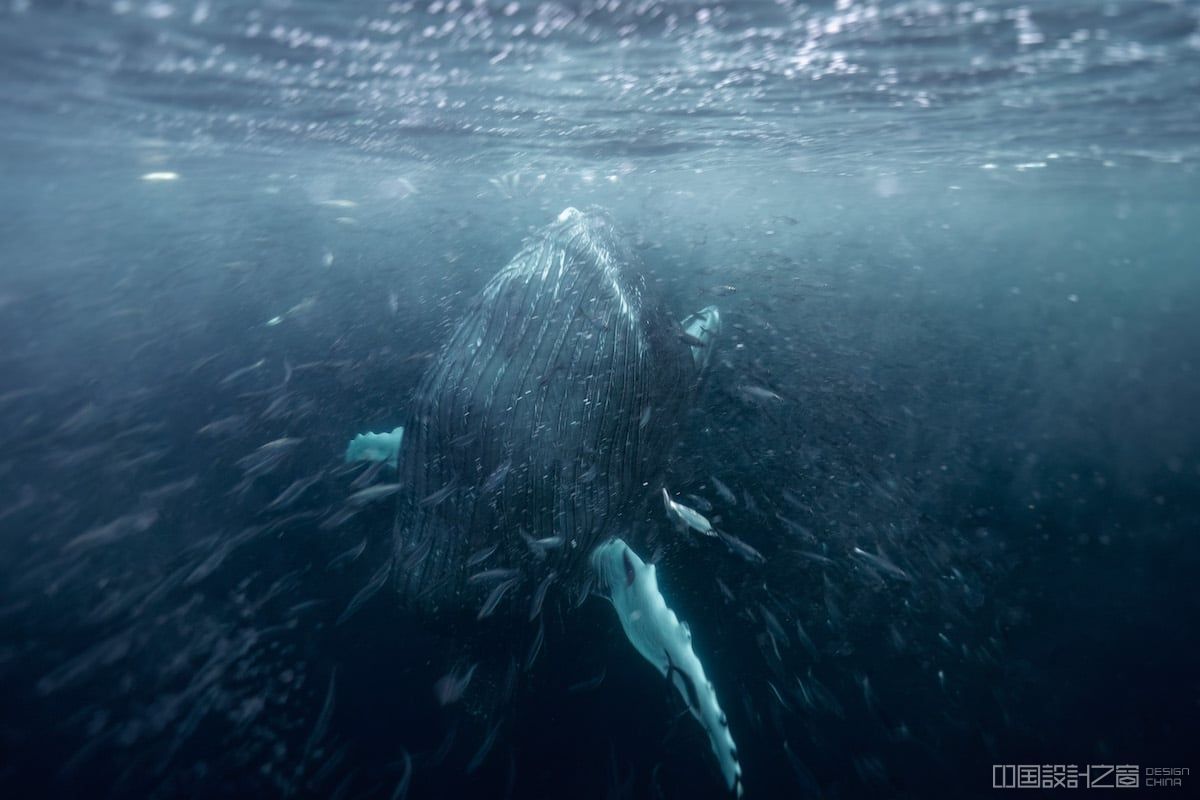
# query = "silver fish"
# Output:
<box><xmin>717</xmin><ymin>530</ymin><xmax>766</xmax><ymax>564</ymax></box>
<box><xmin>219</xmin><ymin>358</ymin><xmax>266</xmax><ymax>386</ymax></box>
<box><xmin>477</xmin><ymin>576</ymin><xmax>520</xmax><ymax>620</ymax></box>
<box><xmin>337</xmin><ymin>561</ymin><xmax>392</xmax><ymax>624</ymax></box>
<box><xmin>851</xmin><ymin>547</ymin><xmax>911</xmax><ymax>581</ymax></box>
<box><xmin>710</xmin><ymin>476</ymin><xmax>737</xmax><ymax>505</ymax></box>
<box><xmin>346</xmin><ymin>483</ymin><xmax>403</xmax><ymax>506</ymax></box>
<box><xmin>264</xmin><ymin>472</ymin><xmax>324</xmax><ymax>512</ymax></box>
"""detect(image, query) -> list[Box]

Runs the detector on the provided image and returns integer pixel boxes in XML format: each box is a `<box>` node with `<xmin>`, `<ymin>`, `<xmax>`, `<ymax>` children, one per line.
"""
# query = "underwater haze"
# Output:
<box><xmin>1</xmin><ymin>1</ymin><xmax>1198</xmax><ymax>798</ymax></box>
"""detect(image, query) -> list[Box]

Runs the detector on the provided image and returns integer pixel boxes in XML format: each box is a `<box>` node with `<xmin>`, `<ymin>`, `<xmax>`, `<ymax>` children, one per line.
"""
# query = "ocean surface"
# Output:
<box><xmin>1</xmin><ymin>1</ymin><xmax>1198</xmax><ymax>798</ymax></box>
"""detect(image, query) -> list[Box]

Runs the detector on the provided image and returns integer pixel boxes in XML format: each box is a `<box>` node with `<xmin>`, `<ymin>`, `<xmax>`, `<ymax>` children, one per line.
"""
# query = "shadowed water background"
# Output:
<box><xmin>1</xmin><ymin>1</ymin><xmax>1198</xmax><ymax>798</ymax></box>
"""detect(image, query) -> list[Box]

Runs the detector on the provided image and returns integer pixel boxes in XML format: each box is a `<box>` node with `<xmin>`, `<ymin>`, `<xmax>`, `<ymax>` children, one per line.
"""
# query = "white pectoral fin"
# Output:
<box><xmin>344</xmin><ymin>426</ymin><xmax>404</xmax><ymax>468</ymax></box>
<box><xmin>592</xmin><ymin>539</ymin><xmax>743</xmax><ymax>797</ymax></box>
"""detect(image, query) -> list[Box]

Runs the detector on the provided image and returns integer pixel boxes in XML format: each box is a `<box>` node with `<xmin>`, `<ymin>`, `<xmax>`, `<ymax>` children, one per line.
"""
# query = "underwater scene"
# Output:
<box><xmin>1</xmin><ymin>1</ymin><xmax>1198</xmax><ymax>798</ymax></box>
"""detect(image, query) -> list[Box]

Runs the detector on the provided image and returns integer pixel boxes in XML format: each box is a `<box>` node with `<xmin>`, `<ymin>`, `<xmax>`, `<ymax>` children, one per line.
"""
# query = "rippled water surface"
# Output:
<box><xmin>1</xmin><ymin>1</ymin><xmax>1198</xmax><ymax>798</ymax></box>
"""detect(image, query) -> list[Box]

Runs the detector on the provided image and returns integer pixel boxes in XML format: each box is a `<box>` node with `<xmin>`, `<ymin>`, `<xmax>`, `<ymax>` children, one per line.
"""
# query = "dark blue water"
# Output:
<box><xmin>1</xmin><ymin>1</ymin><xmax>1198</xmax><ymax>798</ymax></box>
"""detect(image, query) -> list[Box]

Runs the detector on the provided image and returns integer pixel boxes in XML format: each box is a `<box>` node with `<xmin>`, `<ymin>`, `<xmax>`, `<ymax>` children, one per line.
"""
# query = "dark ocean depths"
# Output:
<box><xmin>1</xmin><ymin>1</ymin><xmax>1198</xmax><ymax>798</ymax></box>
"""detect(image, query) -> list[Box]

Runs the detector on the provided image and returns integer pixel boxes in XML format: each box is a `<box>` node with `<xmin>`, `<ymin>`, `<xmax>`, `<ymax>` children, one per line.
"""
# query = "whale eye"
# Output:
<box><xmin>622</xmin><ymin>551</ymin><xmax>636</xmax><ymax>587</ymax></box>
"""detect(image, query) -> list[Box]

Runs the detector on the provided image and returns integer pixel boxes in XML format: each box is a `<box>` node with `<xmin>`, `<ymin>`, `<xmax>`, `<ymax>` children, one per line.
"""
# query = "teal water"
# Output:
<box><xmin>1</xmin><ymin>2</ymin><xmax>1198</xmax><ymax>798</ymax></box>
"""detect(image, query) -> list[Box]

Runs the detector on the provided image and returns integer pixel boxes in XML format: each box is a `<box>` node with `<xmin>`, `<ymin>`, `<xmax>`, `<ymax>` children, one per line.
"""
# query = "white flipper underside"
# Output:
<box><xmin>344</xmin><ymin>426</ymin><xmax>404</xmax><ymax>468</ymax></box>
<box><xmin>592</xmin><ymin>538</ymin><xmax>743</xmax><ymax>796</ymax></box>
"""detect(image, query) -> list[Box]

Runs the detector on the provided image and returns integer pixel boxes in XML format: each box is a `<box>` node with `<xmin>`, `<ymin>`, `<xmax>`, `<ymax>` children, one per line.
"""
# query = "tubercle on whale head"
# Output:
<box><xmin>547</xmin><ymin>205</ymin><xmax>625</xmax><ymax>247</ymax></box>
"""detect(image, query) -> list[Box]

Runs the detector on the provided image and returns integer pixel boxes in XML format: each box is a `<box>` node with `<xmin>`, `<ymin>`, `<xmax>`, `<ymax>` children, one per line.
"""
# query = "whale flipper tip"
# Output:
<box><xmin>344</xmin><ymin>426</ymin><xmax>405</xmax><ymax>468</ymax></box>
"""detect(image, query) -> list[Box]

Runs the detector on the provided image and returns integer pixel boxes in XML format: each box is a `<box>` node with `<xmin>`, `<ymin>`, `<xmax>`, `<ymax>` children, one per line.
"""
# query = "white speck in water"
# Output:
<box><xmin>143</xmin><ymin>2</ymin><xmax>174</xmax><ymax>20</ymax></box>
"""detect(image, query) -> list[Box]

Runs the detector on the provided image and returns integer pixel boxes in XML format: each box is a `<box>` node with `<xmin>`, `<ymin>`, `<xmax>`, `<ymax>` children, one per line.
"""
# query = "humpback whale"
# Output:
<box><xmin>354</xmin><ymin>208</ymin><xmax>740</xmax><ymax>794</ymax></box>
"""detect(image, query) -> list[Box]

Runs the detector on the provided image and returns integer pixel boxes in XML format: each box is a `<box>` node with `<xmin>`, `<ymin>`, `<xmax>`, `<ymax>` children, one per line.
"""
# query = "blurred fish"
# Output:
<box><xmin>112</xmin><ymin>421</ymin><xmax>167</xmax><ymax>441</ymax></box>
<box><xmin>568</xmin><ymin>666</ymin><xmax>607</xmax><ymax>694</ymax></box>
<box><xmin>481</xmin><ymin>459</ymin><xmax>512</xmax><ymax>493</ymax></box>
<box><xmin>710</xmin><ymin>476</ymin><xmax>737</xmax><ymax>505</ymax></box>
<box><xmin>197</xmin><ymin>414</ymin><xmax>248</xmax><ymax>437</ymax></box>
<box><xmin>320</xmin><ymin>506</ymin><xmax>360</xmax><ymax>530</ymax></box>
<box><xmin>783</xmin><ymin>741</ymin><xmax>821</xmax><ymax>796</ymax></box>
<box><xmin>467</xmin><ymin>544</ymin><xmax>499</xmax><ymax>568</ymax></box>
<box><xmin>346</xmin><ymin>483</ymin><xmax>402</xmax><ymax>506</ymax></box>
<box><xmin>349</xmin><ymin>459</ymin><xmax>388</xmax><ymax>490</ymax></box>
<box><xmin>738</xmin><ymin>384</ymin><xmax>783</xmax><ymax>403</ymax></box>
<box><xmin>391</xmin><ymin>749</ymin><xmax>413</xmax><ymax>800</ymax></box>
<box><xmin>260</xmin><ymin>392</ymin><xmax>295</xmax><ymax>420</ymax></box>
<box><xmin>36</xmin><ymin>630</ymin><xmax>134</xmax><ymax>695</ymax></box>
<box><xmin>529</xmin><ymin>570</ymin><xmax>556</xmax><ymax>621</ymax></box>
<box><xmin>851</xmin><ymin>546</ymin><xmax>912</xmax><ymax>582</ymax></box>
<box><xmin>108</xmin><ymin>447</ymin><xmax>171</xmax><ymax>473</ymax></box>
<box><xmin>767</xmin><ymin>680</ymin><xmax>793</xmax><ymax>712</ymax></box>
<box><xmin>303</xmin><ymin>669</ymin><xmax>337</xmax><ymax>764</ymax></box>
<box><xmin>56</xmin><ymin>402</ymin><xmax>103</xmax><ymax>435</ymax></box>
<box><xmin>235</xmin><ymin>440</ymin><xmax>302</xmax><ymax>481</ymax></box>
<box><xmin>525</xmin><ymin>618</ymin><xmax>545</xmax><ymax>671</ymax></box>
<box><xmin>264</xmin><ymin>471</ymin><xmax>324</xmax><ymax>512</ymax></box>
<box><xmin>759</xmin><ymin>603</ymin><xmax>790</xmax><ymax>648</ymax></box>
<box><xmin>327</xmin><ymin>539</ymin><xmax>367</xmax><ymax>570</ymax></box>
<box><xmin>185</xmin><ymin>525</ymin><xmax>263</xmax><ymax>586</ymax></box>
<box><xmin>775</xmin><ymin>513</ymin><xmax>815</xmax><ymax>541</ymax></box>
<box><xmin>0</xmin><ymin>387</ymin><xmax>43</xmax><ymax>407</ymax></box>
<box><xmin>794</xmin><ymin>620</ymin><xmax>818</xmax><ymax>658</ymax></box>
<box><xmin>520</xmin><ymin>530</ymin><xmax>564</xmax><ymax>558</ymax></box>
<box><xmin>466</xmin><ymin>718</ymin><xmax>502</xmax><ymax>774</ymax></box>
<box><xmin>62</xmin><ymin>509</ymin><xmax>158</xmax><ymax>552</ymax></box>
<box><xmin>468</xmin><ymin>568</ymin><xmax>521</xmax><ymax>584</ymax></box>
<box><xmin>337</xmin><ymin>561</ymin><xmax>392</xmax><ymax>624</ymax></box>
<box><xmin>419</xmin><ymin>480</ymin><xmax>457</xmax><ymax>508</ymax></box>
<box><xmin>265</xmin><ymin>297</ymin><xmax>317</xmax><ymax>327</ymax></box>
<box><xmin>0</xmin><ymin>485</ymin><xmax>36</xmax><ymax>521</ymax></box>
<box><xmin>219</xmin><ymin>358</ymin><xmax>266</xmax><ymax>386</ymax></box>
<box><xmin>859</xmin><ymin>672</ymin><xmax>878</xmax><ymax>715</ymax></box>
<box><xmin>477</xmin><ymin>576</ymin><xmax>520</xmax><ymax>620</ymax></box>
<box><xmin>716</xmin><ymin>530</ymin><xmax>766</xmax><ymax>564</ymax></box>
<box><xmin>44</xmin><ymin>443</ymin><xmax>107</xmax><ymax>469</ymax></box>
<box><xmin>663</xmin><ymin>489</ymin><xmax>717</xmax><ymax>537</ymax></box>
<box><xmin>434</xmin><ymin>663</ymin><xmax>478</xmax><ymax>706</ymax></box>
<box><xmin>780</xmin><ymin>488</ymin><xmax>806</xmax><ymax>509</ymax></box>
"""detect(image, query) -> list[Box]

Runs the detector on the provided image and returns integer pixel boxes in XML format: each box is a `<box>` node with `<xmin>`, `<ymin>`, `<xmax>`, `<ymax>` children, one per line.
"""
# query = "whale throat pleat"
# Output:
<box><xmin>393</xmin><ymin>210</ymin><xmax>694</xmax><ymax>616</ymax></box>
